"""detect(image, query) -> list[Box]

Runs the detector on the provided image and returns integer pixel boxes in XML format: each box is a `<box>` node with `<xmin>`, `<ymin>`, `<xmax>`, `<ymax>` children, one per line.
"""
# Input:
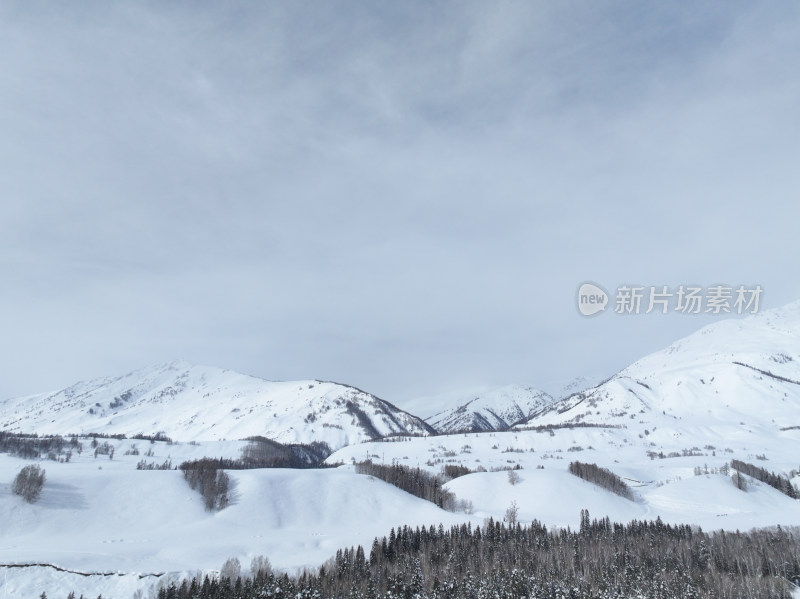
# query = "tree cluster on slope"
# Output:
<box><xmin>92</xmin><ymin>441</ymin><xmax>114</xmax><ymax>459</ymax></box>
<box><xmin>130</xmin><ymin>432</ymin><xmax>174</xmax><ymax>443</ymax></box>
<box><xmin>179</xmin><ymin>459</ymin><xmax>230</xmax><ymax>511</ymax></box>
<box><xmin>354</xmin><ymin>460</ymin><xmax>456</xmax><ymax>510</ymax></box>
<box><xmin>0</xmin><ymin>432</ymin><xmax>81</xmax><ymax>461</ymax></box>
<box><xmin>177</xmin><ymin>440</ymin><xmax>334</xmax><ymax>478</ymax></box>
<box><xmin>439</xmin><ymin>464</ymin><xmax>473</xmax><ymax>481</ymax></box>
<box><xmin>515</xmin><ymin>422</ymin><xmax>624</xmax><ymax>433</ymax></box>
<box><xmin>85</xmin><ymin>432</ymin><xmax>127</xmax><ymax>440</ymax></box>
<box><xmin>12</xmin><ymin>464</ymin><xmax>46</xmax><ymax>503</ymax></box>
<box><xmin>136</xmin><ymin>459</ymin><xmax>173</xmax><ymax>470</ymax></box>
<box><xmin>568</xmin><ymin>461</ymin><xmax>634</xmax><ymax>500</ymax></box>
<box><xmin>240</xmin><ymin>437</ymin><xmax>331</xmax><ymax>468</ymax></box>
<box><xmin>731</xmin><ymin>459</ymin><xmax>799</xmax><ymax>498</ymax></box>
<box><xmin>153</xmin><ymin>514</ymin><xmax>800</xmax><ymax>598</ymax></box>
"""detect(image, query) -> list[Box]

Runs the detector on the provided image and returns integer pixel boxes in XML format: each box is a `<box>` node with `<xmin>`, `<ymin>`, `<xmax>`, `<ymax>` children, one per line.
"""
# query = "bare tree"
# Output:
<box><xmin>250</xmin><ymin>555</ymin><xmax>272</xmax><ymax>579</ymax></box>
<box><xmin>220</xmin><ymin>557</ymin><xmax>241</xmax><ymax>581</ymax></box>
<box><xmin>180</xmin><ymin>460</ymin><xmax>231</xmax><ymax>511</ymax></box>
<box><xmin>504</xmin><ymin>501</ymin><xmax>519</xmax><ymax>526</ymax></box>
<box><xmin>12</xmin><ymin>464</ymin><xmax>45</xmax><ymax>503</ymax></box>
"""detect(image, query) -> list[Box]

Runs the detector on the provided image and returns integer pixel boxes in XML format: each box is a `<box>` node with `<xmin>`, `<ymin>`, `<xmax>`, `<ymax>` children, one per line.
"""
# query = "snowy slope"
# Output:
<box><xmin>5</xmin><ymin>304</ymin><xmax>800</xmax><ymax>598</ymax></box>
<box><xmin>5</xmin><ymin>425</ymin><xmax>800</xmax><ymax>598</ymax></box>
<box><xmin>517</xmin><ymin>301</ymin><xmax>800</xmax><ymax>440</ymax></box>
<box><xmin>328</xmin><ymin>302</ymin><xmax>800</xmax><ymax>538</ymax></box>
<box><xmin>426</xmin><ymin>385</ymin><xmax>554</xmax><ymax>433</ymax></box>
<box><xmin>329</xmin><ymin>424</ymin><xmax>800</xmax><ymax>532</ymax></box>
<box><xmin>0</xmin><ymin>442</ymin><xmax>469</xmax><ymax>598</ymax></box>
<box><xmin>0</xmin><ymin>361</ymin><xmax>433</xmax><ymax>449</ymax></box>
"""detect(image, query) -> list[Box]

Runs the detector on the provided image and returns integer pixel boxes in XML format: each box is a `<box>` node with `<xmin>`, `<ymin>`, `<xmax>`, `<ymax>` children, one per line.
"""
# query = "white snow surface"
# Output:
<box><xmin>4</xmin><ymin>303</ymin><xmax>800</xmax><ymax>597</ymax></box>
<box><xmin>0</xmin><ymin>361</ymin><xmax>431</xmax><ymax>449</ymax></box>
<box><xmin>517</xmin><ymin>300</ymin><xmax>800</xmax><ymax>435</ymax></box>
<box><xmin>330</xmin><ymin>303</ymin><xmax>800</xmax><ymax>533</ymax></box>
<box><xmin>0</xmin><ymin>443</ymin><xmax>467</xmax><ymax>598</ymax></box>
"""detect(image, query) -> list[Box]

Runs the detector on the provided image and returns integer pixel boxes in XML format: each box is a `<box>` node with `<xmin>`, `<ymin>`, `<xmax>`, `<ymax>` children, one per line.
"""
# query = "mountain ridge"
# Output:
<box><xmin>0</xmin><ymin>360</ymin><xmax>433</xmax><ymax>449</ymax></box>
<box><xmin>426</xmin><ymin>384</ymin><xmax>555</xmax><ymax>433</ymax></box>
<box><xmin>517</xmin><ymin>301</ymin><xmax>800</xmax><ymax>435</ymax></box>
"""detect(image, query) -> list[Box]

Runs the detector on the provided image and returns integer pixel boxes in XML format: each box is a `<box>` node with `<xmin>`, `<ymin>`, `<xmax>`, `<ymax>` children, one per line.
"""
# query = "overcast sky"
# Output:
<box><xmin>1</xmin><ymin>2</ymin><xmax>799</xmax><ymax>407</ymax></box>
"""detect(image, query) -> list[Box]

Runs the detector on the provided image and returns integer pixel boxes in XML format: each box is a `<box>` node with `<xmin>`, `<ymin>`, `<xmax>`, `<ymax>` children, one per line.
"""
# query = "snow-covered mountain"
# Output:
<box><xmin>553</xmin><ymin>375</ymin><xmax>599</xmax><ymax>400</ymax></box>
<box><xmin>426</xmin><ymin>385</ymin><xmax>554</xmax><ymax>433</ymax></box>
<box><xmin>518</xmin><ymin>301</ymin><xmax>800</xmax><ymax>439</ymax></box>
<box><xmin>5</xmin><ymin>305</ymin><xmax>800</xmax><ymax>598</ymax></box>
<box><xmin>0</xmin><ymin>361</ymin><xmax>433</xmax><ymax>448</ymax></box>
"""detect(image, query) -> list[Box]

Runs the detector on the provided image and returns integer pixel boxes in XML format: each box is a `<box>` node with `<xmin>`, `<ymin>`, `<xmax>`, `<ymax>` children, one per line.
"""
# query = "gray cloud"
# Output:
<box><xmin>1</xmin><ymin>2</ymin><xmax>799</xmax><ymax>404</ymax></box>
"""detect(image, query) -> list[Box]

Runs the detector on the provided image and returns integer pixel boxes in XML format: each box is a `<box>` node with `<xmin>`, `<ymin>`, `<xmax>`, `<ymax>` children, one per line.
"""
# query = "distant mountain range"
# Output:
<box><xmin>0</xmin><ymin>361</ymin><xmax>433</xmax><ymax>449</ymax></box>
<box><xmin>516</xmin><ymin>300</ymin><xmax>800</xmax><ymax>444</ymax></box>
<box><xmin>4</xmin><ymin>302</ymin><xmax>800</xmax><ymax>599</ymax></box>
<box><xmin>4</xmin><ymin>301</ymin><xmax>800</xmax><ymax>452</ymax></box>
<box><xmin>426</xmin><ymin>385</ymin><xmax>555</xmax><ymax>433</ymax></box>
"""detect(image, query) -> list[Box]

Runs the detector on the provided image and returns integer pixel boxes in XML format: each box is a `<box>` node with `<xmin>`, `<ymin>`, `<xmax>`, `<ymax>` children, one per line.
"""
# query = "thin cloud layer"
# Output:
<box><xmin>1</xmin><ymin>2</ymin><xmax>799</xmax><ymax>403</ymax></box>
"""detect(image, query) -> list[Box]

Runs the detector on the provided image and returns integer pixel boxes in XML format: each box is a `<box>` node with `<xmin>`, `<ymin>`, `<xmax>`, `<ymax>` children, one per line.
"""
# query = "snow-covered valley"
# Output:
<box><xmin>2</xmin><ymin>303</ymin><xmax>800</xmax><ymax>597</ymax></box>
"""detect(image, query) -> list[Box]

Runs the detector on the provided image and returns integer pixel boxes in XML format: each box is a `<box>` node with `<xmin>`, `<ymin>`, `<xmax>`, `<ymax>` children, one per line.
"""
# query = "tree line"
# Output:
<box><xmin>0</xmin><ymin>432</ymin><xmax>81</xmax><ymax>461</ymax></box>
<box><xmin>240</xmin><ymin>437</ymin><xmax>331</xmax><ymax>468</ymax></box>
<box><xmin>177</xmin><ymin>439</ymin><xmax>333</xmax><ymax>475</ymax></box>
<box><xmin>137</xmin><ymin>459</ymin><xmax>173</xmax><ymax>470</ymax></box>
<box><xmin>568</xmin><ymin>461</ymin><xmax>634</xmax><ymax>500</ymax></box>
<box><xmin>731</xmin><ymin>459</ymin><xmax>799</xmax><ymax>499</ymax></box>
<box><xmin>179</xmin><ymin>459</ymin><xmax>231</xmax><ymax>511</ymax></box>
<box><xmin>152</xmin><ymin>514</ymin><xmax>800</xmax><ymax>599</ymax></box>
<box><xmin>354</xmin><ymin>460</ymin><xmax>457</xmax><ymax>511</ymax></box>
<box><xmin>175</xmin><ymin>438</ymin><xmax>334</xmax><ymax>511</ymax></box>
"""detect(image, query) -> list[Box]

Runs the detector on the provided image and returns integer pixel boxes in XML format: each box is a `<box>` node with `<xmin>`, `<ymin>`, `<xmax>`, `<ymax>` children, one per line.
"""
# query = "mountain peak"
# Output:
<box><xmin>0</xmin><ymin>363</ymin><xmax>432</xmax><ymax>448</ymax></box>
<box><xmin>427</xmin><ymin>384</ymin><xmax>554</xmax><ymax>433</ymax></box>
<box><xmin>519</xmin><ymin>299</ymin><xmax>800</xmax><ymax>433</ymax></box>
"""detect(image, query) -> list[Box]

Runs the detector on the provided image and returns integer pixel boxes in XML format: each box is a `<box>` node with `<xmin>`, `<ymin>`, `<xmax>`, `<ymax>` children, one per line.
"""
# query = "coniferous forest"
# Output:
<box><xmin>154</xmin><ymin>514</ymin><xmax>800</xmax><ymax>599</ymax></box>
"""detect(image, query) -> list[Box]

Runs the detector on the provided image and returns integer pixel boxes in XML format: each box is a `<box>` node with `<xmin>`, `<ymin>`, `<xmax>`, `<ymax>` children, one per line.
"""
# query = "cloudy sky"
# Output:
<box><xmin>1</xmin><ymin>2</ymin><xmax>799</xmax><ymax>407</ymax></box>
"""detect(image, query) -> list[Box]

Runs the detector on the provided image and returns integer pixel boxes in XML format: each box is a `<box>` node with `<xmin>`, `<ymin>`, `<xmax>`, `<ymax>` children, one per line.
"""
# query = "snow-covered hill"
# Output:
<box><xmin>0</xmin><ymin>442</ymin><xmax>468</xmax><ymax>598</ymax></box>
<box><xmin>518</xmin><ymin>301</ymin><xmax>800</xmax><ymax>441</ymax></box>
<box><xmin>329</xmin><ymin>301</ymin><xmax>800</xmax><ymax>539</ymax></box>
<box><xmin>426</xmin><ymin>385</ymin><xmax>554</xmax><ymax>433</ymax></box>
<box><xmin>5</xmin><ymin>304</ymin><xmax>800</xmax><ymax>598</ymax></box>
<box><xmin>0</xmin><ymin>361</ymin><xmax>433</xmax><ymax>449</ymax></box>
